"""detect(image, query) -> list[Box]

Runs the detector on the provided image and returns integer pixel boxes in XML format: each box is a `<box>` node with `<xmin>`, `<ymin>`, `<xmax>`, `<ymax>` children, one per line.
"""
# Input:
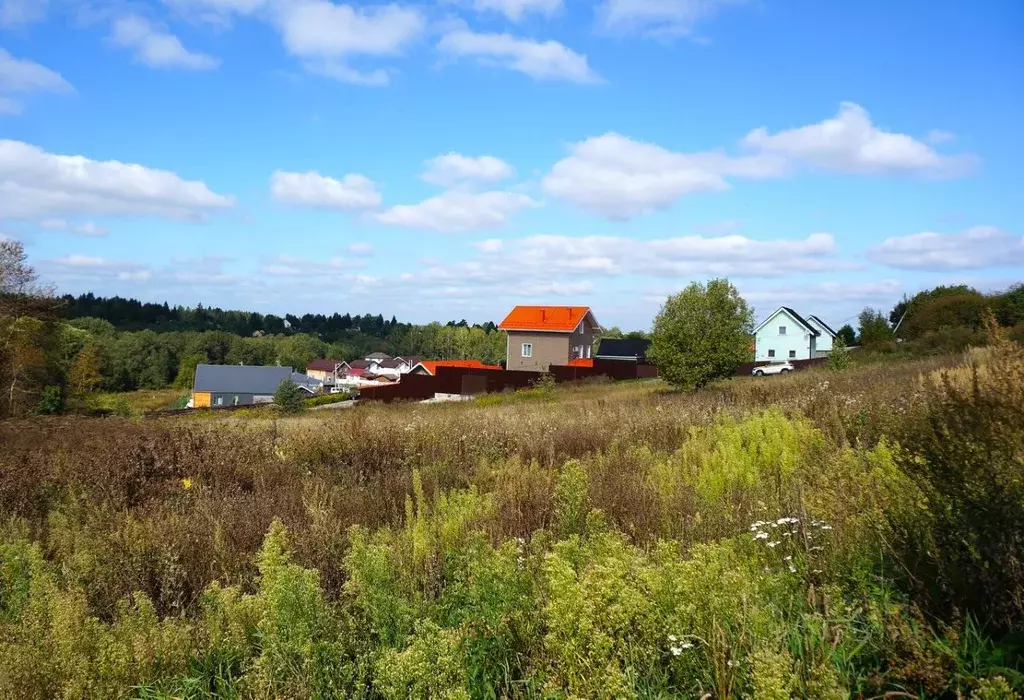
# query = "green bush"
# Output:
<box><xmin>273</xmin><ymin>380</ymin><xmax>306</xmax><ymax>413</ymax></box>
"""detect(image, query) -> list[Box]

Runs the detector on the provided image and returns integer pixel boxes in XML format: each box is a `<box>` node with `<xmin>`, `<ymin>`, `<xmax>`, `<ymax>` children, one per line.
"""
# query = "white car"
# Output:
<box><xmin>752</xmin><ymin>361</ymin><xmax>793</xmax><ymax>376</ymax></box>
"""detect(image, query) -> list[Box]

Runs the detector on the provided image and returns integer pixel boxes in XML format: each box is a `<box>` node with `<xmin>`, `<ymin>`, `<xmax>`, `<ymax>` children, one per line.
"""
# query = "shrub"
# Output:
<box><xmin>273</xmin><ymin>380</ymin><xmax>306</xmax><ymax>413</ymax></box>
<box><xmin>826</xmin><ymin>336</ymin><xmax>852</xmax><ymax>371</ymax></box>
<box><xmin>34</xmin><ymin>385</ymin><xmax>64</xmax><ymax>415</ymax></box>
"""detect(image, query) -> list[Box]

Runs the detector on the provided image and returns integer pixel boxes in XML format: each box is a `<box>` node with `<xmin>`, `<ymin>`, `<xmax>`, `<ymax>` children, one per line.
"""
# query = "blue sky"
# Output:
<box><xmin>1</xmin><ymin>0</ymin><xmax>1022</xmax><ymax>329</ymax></box>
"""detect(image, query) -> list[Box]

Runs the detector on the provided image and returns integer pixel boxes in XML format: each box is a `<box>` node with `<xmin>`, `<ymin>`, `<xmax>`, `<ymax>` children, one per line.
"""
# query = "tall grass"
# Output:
<box><xmin>0</xmin><ymin>341</ymin><xmax>1021</xmax><ymax>698</ymax></box>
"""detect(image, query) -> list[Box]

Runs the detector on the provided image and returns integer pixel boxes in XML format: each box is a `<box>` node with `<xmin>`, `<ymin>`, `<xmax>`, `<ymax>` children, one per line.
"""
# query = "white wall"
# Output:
<box><xmin>807</xmin><ymin>317</ymin><xmax>834</xmax><ymax>352</ymax></box>
<box><xmin>755</xmin><ymin>309</ymin><xmax>814</xmax><ymax>361</ymax></box>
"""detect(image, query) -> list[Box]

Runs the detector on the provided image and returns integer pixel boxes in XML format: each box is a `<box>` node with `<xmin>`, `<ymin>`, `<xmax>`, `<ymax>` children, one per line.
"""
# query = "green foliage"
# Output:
<box><xmin>273</xmin><ymin>380</ymin><xmax>306</xmax><ymax>413</ymax></box>
<box><xmin>826</xmin><ymin>335</ymin><xmax>852</xmax><ymax>371</ymax></box>
<box><xmin>837</xmin><ymin>323</ymin><xmax>856</xmax><ymax>346</ymax></box>
<box><xmin>648</xmin><ymin>278</ymin><xmax>754</xmax><ymax>390</ymax></box>
<box><xmin>858</xmin><ymin>307</ymin><xmax>894</xmax><ymax>344</ymax></box>
<box><xmin>111</xmin><ymin>395</ymin><xmax>134</xmax><ymax>417</ymax></box>
<box><xmin>1</xmin><ymin>341</ymin><xmax>1023</xmax><ymax>697</ymax></box>
<box><xmin>303</xmin><ymin>392</ymin><xmax>351</xmax><ymax>407</ymax></box>
<box><xmin>34</xmin><ymin>385</ymin><xmax>64</xmax><ymax>414</ymax></box>
<box><xmin>553</xmin><ymin>459</ymin><xmax>590</xmax><ymax>537</ymax></box>
<box><xmin>172</xmin><ymin>353</ymin><xmax>207</xmax><ymax>389</ymax></box>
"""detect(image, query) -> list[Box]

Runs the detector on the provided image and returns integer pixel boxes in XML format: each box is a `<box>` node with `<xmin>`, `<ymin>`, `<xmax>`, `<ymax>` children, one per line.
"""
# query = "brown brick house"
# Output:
<box><xmin>498</xmin><ymin>306</ymin><xmax>600</xmax><ymax>372</ymax></box>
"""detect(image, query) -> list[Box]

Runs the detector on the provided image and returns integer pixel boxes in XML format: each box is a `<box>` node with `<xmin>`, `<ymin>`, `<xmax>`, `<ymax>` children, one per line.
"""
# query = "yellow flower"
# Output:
<box><xmin>182</xmin><ymin>478</ymin><xmax>193</xmax><ymax>490</ymax></box>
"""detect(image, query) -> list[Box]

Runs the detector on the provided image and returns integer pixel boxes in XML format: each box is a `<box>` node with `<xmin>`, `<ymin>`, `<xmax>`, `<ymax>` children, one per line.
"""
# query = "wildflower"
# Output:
<box><xmin>680</xmin><ymin>642</ymin><xmax>694</xmax><ymax>650</ymax></box>
<box><xmin>782</xmin><ymin>532</ymin><xmax>791</xmax><ymax>537</ymax></box>
<box><xmin>181</xmin><ymin>477</ymin><xmax>193</xmax><ymax>490</ymax></box>
<box><xmin>668</xmin><ymin>634</ymin><xmax>677</xmax><ymax>642</ymax></box>
<box><xmin>820</xmin><ymin>525</ymin><xmax>833</xmax><ymax>531</ymax></box>
<box><xmin>670</xmin><ymin>646</ymin><xmax>682</xmax><ymax>656</ymax></box>
<box><xmin>788</xmin><ymin>564</ymin><xmax>797</xmax><ymax>573</ymax></box>
<box><xmin>812</xmin><ymin>569</ymin><xmax>822</xmax><ymax>574</ymax></box>
<box><xmin>767</xmin><ymin>541</ymin><xmax>779</xmax><ymax>548</ymax></box>
<box><xmin>783</xmin><ymin>555</ymin><xmax>792</xmax><ymax>561</ymax></box>
<box><xmin>727</xmin><ymin>660</ymin><xmax>739</xmax><ymax>668</ymax></box>
<box><xmin>754</xmin><ymin>532</ymin><xmax>769</xmax><ymax>540</ymax></box>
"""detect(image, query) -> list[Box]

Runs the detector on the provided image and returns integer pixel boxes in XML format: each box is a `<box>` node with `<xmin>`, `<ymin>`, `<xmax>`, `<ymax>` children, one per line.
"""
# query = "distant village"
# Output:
<box><xmin>189</xmin><ymin>304</ymin><xmax>838</xmax><ymax>407</ymax></box>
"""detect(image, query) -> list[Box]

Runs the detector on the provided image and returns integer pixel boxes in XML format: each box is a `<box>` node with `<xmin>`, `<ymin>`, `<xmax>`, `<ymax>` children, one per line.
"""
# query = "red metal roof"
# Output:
<box><xmin>413</xmin><ymin>359</ymin><xmax>503</xmax><ymax>376</ymax></box>
<box><xmin>498</xmin><ymin>306</ymin><xmax>595</xmax><ymax>332</ymax></box>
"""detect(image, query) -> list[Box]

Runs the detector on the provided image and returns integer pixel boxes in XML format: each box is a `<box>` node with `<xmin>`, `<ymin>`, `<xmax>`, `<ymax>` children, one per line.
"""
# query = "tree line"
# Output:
<box><xmin>0</xmin><ymin>241</ymin><xmax>508</xmax><ymax>417</ymax></box>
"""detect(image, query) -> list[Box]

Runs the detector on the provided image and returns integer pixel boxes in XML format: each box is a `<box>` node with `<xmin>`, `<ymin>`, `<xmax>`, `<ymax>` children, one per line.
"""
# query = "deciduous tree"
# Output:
<box><xmin>647</xmin><ymin>278</ymin><xmax>754</xmax><ymax>391</ymax></box>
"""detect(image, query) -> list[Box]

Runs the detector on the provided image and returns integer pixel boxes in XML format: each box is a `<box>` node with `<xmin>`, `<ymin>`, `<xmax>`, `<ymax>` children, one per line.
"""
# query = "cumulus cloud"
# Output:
<box><xmin>542</xmin><ymin>132</ymin><xmax>784</xmax><ymax>219</ymax></box>
<box><xmin>743</xmin><ymin>102</ymin><xmax>972</xmax><ymax>177</ymax></box>
<box><xmin>39</xmin><ymin>219</ymin><xmax>109</xmax><ymax>236</ymax></box>
<box><xmin>868</xmin><ymin>226</ymin><xmax>1024</xmax><ymax>270</ymax></box>
<box><xmin>597</xmin><ymin>0</ymin><xmax>750</xmax><ymax>36</ymax></box>
<box><xmin>275</xmin><ymin>0</ymin><xmax>424</xmax><ymax>85</ymax></box>
<box><xmin>438</xmin><ymin>30</ymin><xmax>601</xmax><ymax>84</ymax></box>
<box><xmin>261</xmin><ymin>254</ymin><xmax>365</xmax><ymax>277</ymax></box>
<box><xmin>422</xmin><ymin>153</ymin><xmax>515</xmax><ymax>188</ymax></box>
<box><xmin>0</xmin><ymin>139</ymin><xmax>234</xmax><ymax>220</ymax></box>
<box><xmin>110</xmin><ymin>15</ymin><xmax>220</xmax><ymax>70</ymax></box>
<box><xmin>271</xmin><ymin>170</ymin><xmax>382</xmax><ymax>211</ymax></box>
<box><xmin>0</xmin><ymin>48</ymin><xmax>74</xmax><ymax>114</ymax></box>
<box><xmin>48</xmin><ymin>254</ymin><xmax>152</xmax><ymax>281</ymax></box>
<box><xmin>742</xmin><ymin>279</ymin><xmax>902</xmax><ymax>305</ymax></box>
<box><xmin>451</xmin><ymin>0</ymin><xmax>562</xmax><ymax>21</ymax></box>
<box><xmin>373</xmin><ymin>190</ymin><xmax>540</xmax><ymax>233</ymax></box>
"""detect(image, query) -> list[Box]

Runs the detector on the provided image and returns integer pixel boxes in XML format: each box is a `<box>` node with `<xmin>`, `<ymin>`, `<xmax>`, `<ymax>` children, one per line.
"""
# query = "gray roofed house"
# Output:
<box><xmin>191</xmin><ymin>364</ymin><xmax>320</xmax><ymax>408</ymax></box>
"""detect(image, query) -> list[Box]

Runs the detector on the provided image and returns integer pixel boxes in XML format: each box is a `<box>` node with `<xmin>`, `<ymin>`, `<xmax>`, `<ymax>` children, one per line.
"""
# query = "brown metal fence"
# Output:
<box><xmin>358</xmin><ymin>360</ymin><xmax>659</xmax><ymax>403</ymax></box>
<box><xmin>735</xmin><ymin>357</ymin><xmax>827</xmax><ymax>375</ymax></box>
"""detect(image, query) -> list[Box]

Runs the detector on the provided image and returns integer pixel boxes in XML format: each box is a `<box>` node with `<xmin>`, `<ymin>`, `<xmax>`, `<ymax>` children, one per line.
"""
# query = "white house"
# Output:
<box><xmin>805</xmin><ymin>315</ymin><xmax>838</xmax><ymax>355</ymax></box>
<box><xmin>753</xmin><ymin>307</ymin><xmax>820</xmax><ymax>362</ymax></box>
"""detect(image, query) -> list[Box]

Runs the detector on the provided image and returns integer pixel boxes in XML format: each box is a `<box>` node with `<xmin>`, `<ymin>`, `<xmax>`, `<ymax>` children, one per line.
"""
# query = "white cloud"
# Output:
<box><xmin>110</xmin><ymin>15</ymin><xmax>220</xmax><ymax>70</ymax></box>
<box><xmin>742</xmin><ymin>279</ymin><xmax>902</xmax><ymax>306</ymax></box>
<box><xmin>452</xmin><ymin>0</ymin><xmax>562</xmax><ymax>21</ymax></box>
<box><xmin>373</xmin><ymin>190</ymin><xmax>540</xmax><ymax>232</ymax></box>
<box><xmin>542</xmin><ymin>132</ymin><xmax>784</xmax><ymax>219</ymax></box>
<box><xmin>347</xmin><ymin>241</ymin><xmax>373</xmax><ymax>256</ymax></box>
<box><xmin>868</xmin><ymin>226</ymin><xmax>1024</xmax><ymax>270</ymax></box>
<box><xmin>0</xmin><ymin>139</ymin><xmax>234</xmax><ymax>220</ymax></box>
<box><xmin>926</xmin><ymin>129</ymin><xmax>956</xmax><ymax>144</ymax></box>
<box><xmin>39</xmin><ymin>218</ymin><xmax>109</xmax><ymax>236</ymax></box>
<box><xmin>275</xmin><ymin>0</ymin><xmax>424</xmax><ymax>85</ymax></box>
<box><xmin>0</xmin><ymin>0</ymin><xmax>48</xmax><ymax>27</ymax></box>
<box><xmin>438</xmin><ymin>30</ymin><xmax>602</xmax><ymax>84</ymax></box>
<box><xmin>473</xmin><ymin>238</ymin><xmax>503</xmax><ymax>253</ymax></box>
<box><xmin>743</xmin><ymin>102</ymin><xmax>972</xmax><ymax>177</ymax></box>
<box><xmin>0</xmin><ymin>48</ymin><xmax>74</xmax><ymax>114</ymax></box>
<box><xmin>422</xmin><ymin>153</ymin><xmax>515</xmax><ymax>187</ymax></box>
<box><xmin>271</xmin><ymin>170</ymin><xmax>382</xmax><ymax>211</ymax></box>
<box><xmin>597</xmin><ymin>0</ymin><xmax>749</xmax><ymax>36</ymax></box>
<box><xmin>261</xmin><ymin>254</ymin><xmax>364</xmax><ymax>276</ymax></box>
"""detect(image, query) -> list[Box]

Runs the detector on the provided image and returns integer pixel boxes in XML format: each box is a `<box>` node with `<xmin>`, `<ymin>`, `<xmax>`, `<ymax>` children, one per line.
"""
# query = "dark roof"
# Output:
<box><xmin>401</xmin><ymin>356</ymin><xmax>421</xmax><ymax>366</ymax></box>
<box><xmin>782</xmin><ymin>307</ymin><xmax>820</xmax><ymax>336</ymax></box>
<box><xmin>806</xmin><ymin>314</ymin><xmax>838</xmax><ymax>338</ymax></box>
<box><xmin>307</xmin><ymin>358</ymin><xmax>342</xmax><ymax>372</ymax></box>
<box><xmin>193</xmin><ymin>364</ymin><xmax>294</xmax><ymax>394</ymax></box>
<box><xmin>754</xmin><ymin>306</ymin><xmax>820</xmax><ymax>336</ymax></box>
<box><xmin>595</xmin><ymin>338</ymin><xmax>651</xmax><ymax>361</ymax></box>
<box><xmin>348</xmin><ymin>359</ymin><xmax>369</xmax><ymax>370</ymax></box>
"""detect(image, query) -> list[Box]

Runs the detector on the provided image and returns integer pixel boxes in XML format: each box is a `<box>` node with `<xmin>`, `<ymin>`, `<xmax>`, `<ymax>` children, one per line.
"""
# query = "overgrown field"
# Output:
<box><xmin>1</xmin><ymin>335</ymin><xmax>1022</xmax><ymax>699</ymax></box>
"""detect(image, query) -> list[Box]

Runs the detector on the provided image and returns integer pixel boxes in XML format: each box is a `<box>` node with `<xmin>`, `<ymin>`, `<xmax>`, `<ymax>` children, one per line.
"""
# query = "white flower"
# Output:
<box><xmin>727</xmin><ymin>660</ymin><xmax>739</xmax><ymax>668</ymax></box>
<box><xmin>670</xmin><ymin>646</ymin><xmax>682</xmax><ymax>656</ymax></box>
<box><xmin>668</xmin><ymin>634</ymin><xmax>677</xmax><ymax>642</ymax></box>
<box><xmin>812</xmin><ymin>569</ymin><xmax>822</xmax><ymax>574</ymax></box>
<box><xmin>782</xmin><ymin>532</ymin><xmax>792</xmax><ymax>537</ymax></box>
<box><xmin>788</xmin><ymin>564</ymin><xmax>797</xmax><ymax>573</ymax></box>
<box><xmin>680</xmin><ymin>642</ymin><xmax>694</xmax><ymax>649</ymax></box>
<box><xmin>754</xmin><ymin>532</ymin><xmax>769</xmax><ymax>540</ymax></box>
<box><xmin>783</xmin><ymin>555</ymin><xmax>792</xmax><ymax>561</ymax></box>
<box><xmin>767</xmin><ymin>541</ymin><xmax>779</xmax><ymax>548</ymax></box>
<box><xmin>821</xmin><ymin>525</ymin><xmax>833</xmax><ymax>531</ymax></box>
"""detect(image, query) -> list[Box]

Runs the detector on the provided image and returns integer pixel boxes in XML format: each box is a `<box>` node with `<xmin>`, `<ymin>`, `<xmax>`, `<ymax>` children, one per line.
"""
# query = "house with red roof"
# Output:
<box><xmin>498</xmin><ymin>306</ymin><xmax>600</xmax><ymax>372</ymax></box>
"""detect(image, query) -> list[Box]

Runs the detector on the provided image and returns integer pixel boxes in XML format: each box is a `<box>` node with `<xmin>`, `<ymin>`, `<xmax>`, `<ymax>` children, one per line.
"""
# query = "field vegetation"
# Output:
<box><xmin>1</xmin><ymin>322</ymin><xmax>1022</xmax><ymax>698</ymax></box>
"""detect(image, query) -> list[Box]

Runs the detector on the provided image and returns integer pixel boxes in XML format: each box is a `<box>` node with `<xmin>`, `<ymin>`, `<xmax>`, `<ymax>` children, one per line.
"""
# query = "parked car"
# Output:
<box><xmin>752</xmin><ymin>361</ymin><xmax>794</xmax><ymax>376</ymax></box>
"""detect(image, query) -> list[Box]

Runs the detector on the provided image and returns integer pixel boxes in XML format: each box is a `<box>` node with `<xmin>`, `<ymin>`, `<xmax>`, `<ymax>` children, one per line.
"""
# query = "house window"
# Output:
<box><xmin>521</xmin><ymin>343</ymin><xmax>533</xmax><ymax>358</ymax></box>
<box><xmin>585</xmin><ymin>344</ymin><xmax>591</xmax><ymax>359</ymax></box>
<box><xmin>778</xmin><ymin>326</ymin><xmax>787</xmax><ymax>335</ymax></box>
<box><xmin>789</xmin><ymin>350</ymin><xmax>796</xmax><ymax>359</ymax></box>
<box><xmin>768</xmin><ymin>349</ymin><xmax>775</xmax><ymax>358</ymax></box>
